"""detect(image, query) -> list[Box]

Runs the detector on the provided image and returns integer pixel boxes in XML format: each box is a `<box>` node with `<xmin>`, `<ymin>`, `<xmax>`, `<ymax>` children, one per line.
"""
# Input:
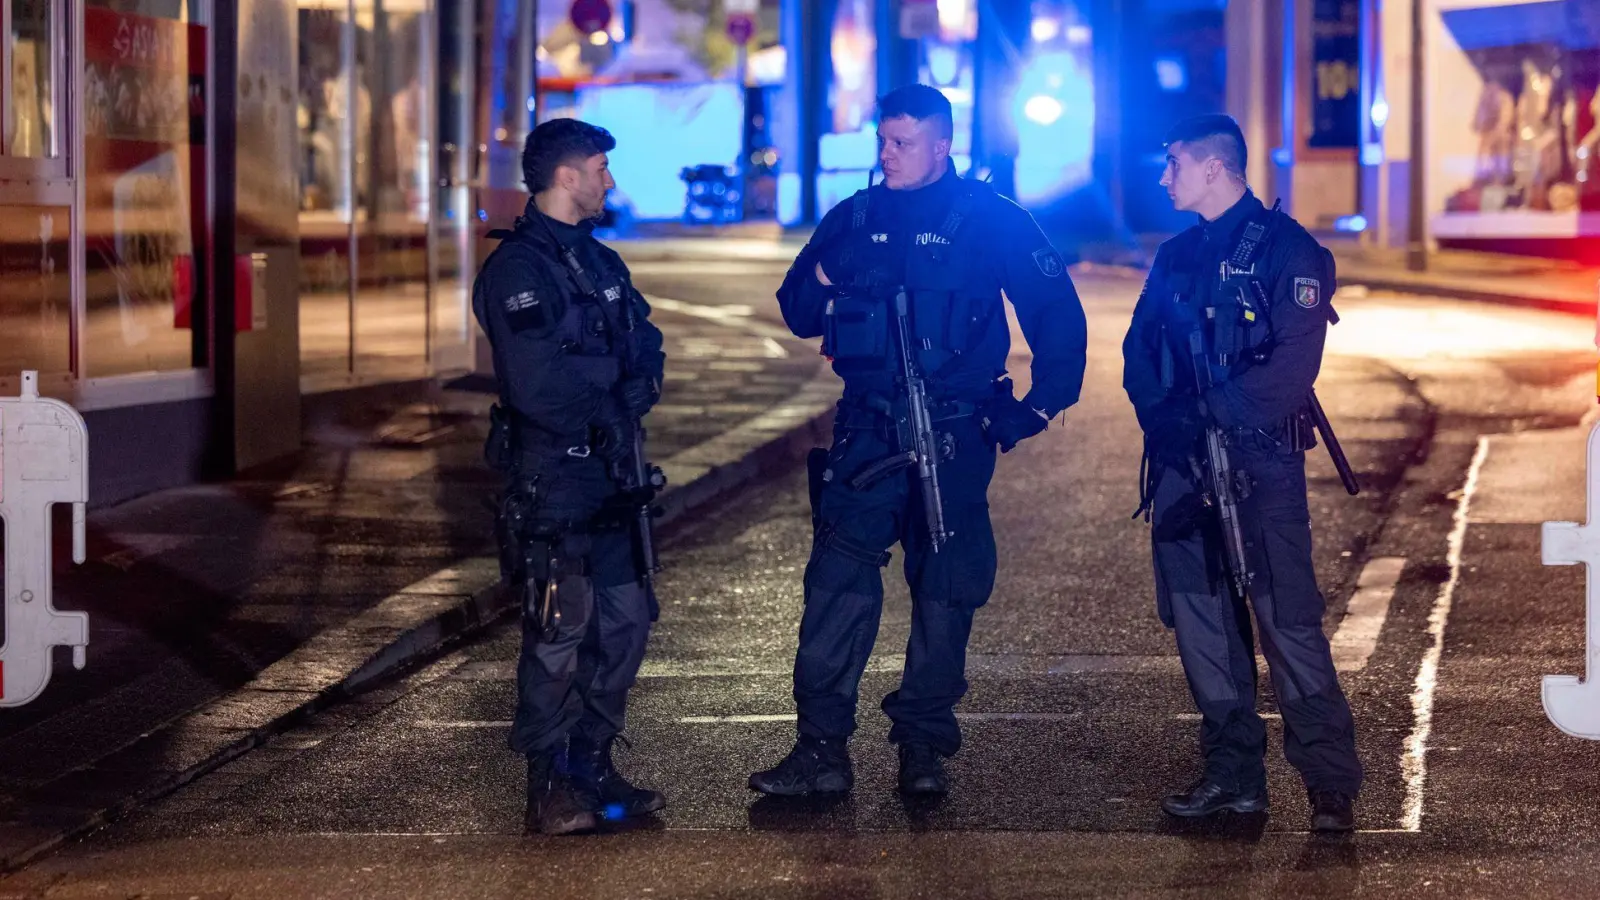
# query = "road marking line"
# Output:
<box><xmin>1332</xmin><ymin>556</ymin><xmax>1407</xmax><ymax>672</ymax></box>
<box><xmin>1401</xmin><ymin>436</ymin><xmax>1488</xmax><ymax>833</ymax></box>
<box><xmin>645</xmin><ymin>294</ymin><xmax>798</xmax><ymax>348</ymax></box>
<box><xmin>1173</xmin><ymin>713</ymin><xmax>1281</xmax><ymax>721</ymax></box>
<box><xmin>449</xmin><ymin>654</ymin><xmax>1183</xmax><ymax>681</ymax></box>
<box><xmin>680</xmin><ymin>714</ymin><xmax>795</xmax><ymax>724</ymax></box>
<box><xmin>676</xmin><ymin>712</ymin><xmax>1092</xmax><ymax>725</ymax></box>
<box><xmin>414</xmin><ymin>713</ymin><xmax>1090</xmax><ymax>728</ymax></box>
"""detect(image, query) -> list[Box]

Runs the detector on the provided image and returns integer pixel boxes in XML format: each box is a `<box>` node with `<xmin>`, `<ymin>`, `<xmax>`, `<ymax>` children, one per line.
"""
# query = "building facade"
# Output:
<box><xmin>3</xmin><ymin>0</ymin><xmax>1223</xmax><ymax>504</ymax></box>
<box><xmin>1228</xmin><ymin>0</ymin><xmax>1600</xmax><ymax>257</ymax></box>
<box><xmin>2</xmin><ymin>0</ymin><xmax>552</xmax><ymax>504</ymax></box>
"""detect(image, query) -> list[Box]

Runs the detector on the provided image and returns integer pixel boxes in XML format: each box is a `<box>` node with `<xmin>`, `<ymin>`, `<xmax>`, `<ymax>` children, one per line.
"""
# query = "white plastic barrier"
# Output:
<box><xmin>0</xmin><ymin>370</ymin><xmax>89</xmax><ymax>707</ymax></box>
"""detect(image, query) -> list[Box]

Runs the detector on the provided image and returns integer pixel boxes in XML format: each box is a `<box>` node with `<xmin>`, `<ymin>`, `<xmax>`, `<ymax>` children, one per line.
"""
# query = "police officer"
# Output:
<box><xmin>472</xmin><ymin>119</ymin><xmax>667</xmax><ymax>835</ymax></box>
<box><xmin>1122</xmin><ymin>115</ymin><xmax>1361</xmax><ymax>832</ymax></box>
<box><xmin>750</xmin><ymin>84</ymin><xmax>1088</xmax><ymax>797</ymax></box>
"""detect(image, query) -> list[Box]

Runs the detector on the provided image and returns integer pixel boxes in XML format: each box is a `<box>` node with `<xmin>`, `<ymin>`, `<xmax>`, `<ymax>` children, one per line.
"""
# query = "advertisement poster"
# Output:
<box><xmin>82</xmin><ymin>5</ymin><xmax>207</xmax><ymax>373</ymax></box>
<box><xmin>1309</xmin><ymin>0</ymin><xmax>1360</xmax><ymax>148</ymax></box>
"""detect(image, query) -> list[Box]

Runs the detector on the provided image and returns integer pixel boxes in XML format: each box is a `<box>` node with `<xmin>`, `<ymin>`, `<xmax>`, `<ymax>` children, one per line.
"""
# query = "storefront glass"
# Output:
<box><xmin>297</xmin><ymin>0</ymin><xmax>472</xmax><ymax>384</ymax></box>
<box><xmin>0</xmin><ymin>0</ymin><xmax>71</xmax><ymax>375</ymax></box>
<box><xmin>82</xmin><ymin>0</ymin><xmax>209</xmax><ymax>377</ymax></box>
<box><xmin>297</xmin><ymin>0</ymin><xmax>356</xmax><ymax>375</ymax></box>
<box><xmin>1429</xmin><ymin>0</ymin><xmax>1600</xmax><ymax>240</ymax></box>
<box><xmin>0</xmin><ymin>205</ymin><xmax>72</xmax><ymax>375</ymax></box>
<box><xmin>8</xmin><ymin>0</ymin><xmax>59</xmax><ymax>158</ymax></box>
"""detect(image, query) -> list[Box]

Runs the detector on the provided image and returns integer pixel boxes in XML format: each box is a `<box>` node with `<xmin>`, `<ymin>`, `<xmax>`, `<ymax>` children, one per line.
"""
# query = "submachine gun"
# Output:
<box><xmin>1178</xmin><ymin>208</ymin><xmax>1361</xmax><ymax>600</ymax></box>
<box><xmin>846</xmin><ymin>287</ymin><xmax>952</xmax><ymax>552</ymax></box>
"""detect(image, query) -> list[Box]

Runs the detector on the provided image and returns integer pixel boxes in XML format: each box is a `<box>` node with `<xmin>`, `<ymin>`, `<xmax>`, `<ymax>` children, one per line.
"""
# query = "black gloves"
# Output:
<box><xmin>1142</xmin><ymin>396</ymin><xmax>1204</xmax><ymax>468</ymax></box>
<box><xmin>618</xmin><ymin>375</ymin><xmax>659</xmax><ymax>418</ymax></box>
<box><xmin>984</xmin><ymin>380</ymin><xmax>1050</xmax><ymax>453</ymax></box>
<box><xmin>591</xmin><ymin>396</ymin><xmax>635</xmax><ymax>464</ymax></box>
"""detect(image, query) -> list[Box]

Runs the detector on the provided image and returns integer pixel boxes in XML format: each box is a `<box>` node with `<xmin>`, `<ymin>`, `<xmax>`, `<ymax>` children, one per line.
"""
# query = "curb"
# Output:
<box><xmin>0</xmin><ymin>367</ymin><xmax>840</xmax><ymax>874</ymax></box>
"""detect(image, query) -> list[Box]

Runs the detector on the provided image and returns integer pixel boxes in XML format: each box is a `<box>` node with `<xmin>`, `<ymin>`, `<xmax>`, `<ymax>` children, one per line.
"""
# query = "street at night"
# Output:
<box><xmin>5</xmin><ymin>242</ymin><xmax>1599</xmax><ymax>898</ymax></box>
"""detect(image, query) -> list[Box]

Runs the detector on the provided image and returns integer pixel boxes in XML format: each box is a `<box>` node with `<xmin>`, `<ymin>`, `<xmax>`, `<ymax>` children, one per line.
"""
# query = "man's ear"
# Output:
<box><xmin>553</xmin><ymin>163</ymin><xmax>576</xmax><ymax>193</ymax></box>
<box><xmin>934</xmin><ymin>137</ymin><xmax>952</xmax><ymax>161</ymax></box>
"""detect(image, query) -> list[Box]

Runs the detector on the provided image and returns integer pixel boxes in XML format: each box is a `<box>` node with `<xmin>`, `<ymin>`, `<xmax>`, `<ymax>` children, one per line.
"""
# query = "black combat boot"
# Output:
<box><xmin>526</xmin><ymin>751</ymin><xmax>597</xmax><ymax>836</ymax></box>
<box><xmin>568</xmin><ymin>736</ymin><xmax>666</xmax><ymax>821</ymax></box>
<box><xmin>896</xmin><ymin>741</ymin><xmax>949</xmax><ymax>795</ymax></box>
<box><xmin>748</xmin><ymin>738</ymin><xmax>853</xmax><ymax>795</ymax></box>
<box><xmin>1160</xmin><ymin>778</ymin><xmax>1268</xmax><ymax>817</ymax></box>
<box><xmin>1308</xmin><ymin>789</ymin><xmax>1356</xmax><ymax>833</ymax></box>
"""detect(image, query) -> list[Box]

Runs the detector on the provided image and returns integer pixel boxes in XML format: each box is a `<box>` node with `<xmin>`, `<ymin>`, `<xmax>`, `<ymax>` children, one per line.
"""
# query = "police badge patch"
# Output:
<box><xmin>1294</xmin><ymin>276</ymin><xmax>1320</xmax><ymax>309</ymax></box>
<box><xmin>1033</xmin><ymin>247</ymin><xmax>1065</xmax><ymax>278</ymax></box>
<box><xmin>503</xmin><ymin>289</ymin><xmax>550</xmax><ymax>332</ymax></box>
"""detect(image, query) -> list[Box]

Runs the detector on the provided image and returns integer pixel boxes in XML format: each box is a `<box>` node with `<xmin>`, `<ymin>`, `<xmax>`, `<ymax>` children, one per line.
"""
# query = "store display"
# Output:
<box><xmin>1471</xmin><ymin>78</ymin><xmax>1515</xmax><ymax>187</ymax></box>
<box><xmin>1444</xmin><ymin>37</ymin><xmax>1597</xmax><ymax>222</ymax></box>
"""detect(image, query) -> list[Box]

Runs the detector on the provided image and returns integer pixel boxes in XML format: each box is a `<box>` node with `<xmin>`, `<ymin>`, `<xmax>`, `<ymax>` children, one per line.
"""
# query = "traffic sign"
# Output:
<box><xmin>726</xmin><ymin>12</ymin><xmax>756</xmax><ymax>45</ymax></box>
<box><xmin>570</xmin><ymin>0</ymin><xmax>612</xmax><ymax>35</ymax></box>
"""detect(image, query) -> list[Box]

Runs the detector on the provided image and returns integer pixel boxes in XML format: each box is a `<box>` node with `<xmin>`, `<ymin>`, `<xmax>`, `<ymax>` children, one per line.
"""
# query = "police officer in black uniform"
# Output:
<box><xmin>750</xmin><ymin>84</ymin><xmax>1088</xmax><ymax>797</ymax></box>
<box><xmin>1122</xmin><ymin>115</ymin><xmax>1361</xmax><ymax>832</ymax></box>
<box><xmin>473</xmin><ymin>119</ymin><xmax>667</xmax><ymax>835</ymax></box>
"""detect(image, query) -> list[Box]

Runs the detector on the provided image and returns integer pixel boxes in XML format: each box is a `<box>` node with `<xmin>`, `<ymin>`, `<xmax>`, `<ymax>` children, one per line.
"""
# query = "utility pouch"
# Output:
<box><xmin>823</xmin><ymin>293</ymin><xmax>889</xmax><ymax>360</ymax></box>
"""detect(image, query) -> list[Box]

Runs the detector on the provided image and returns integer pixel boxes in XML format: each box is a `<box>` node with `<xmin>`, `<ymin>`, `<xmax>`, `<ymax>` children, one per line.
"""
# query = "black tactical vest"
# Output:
<box><xmin>820</xmin><ymin>182</ymin><xmax>1003</xmax><ymax>387</ymax></box>
<box><xmin>480</xmin><ymin>224</ymin><xmax>631</xmax><ymax>395</ymax></box>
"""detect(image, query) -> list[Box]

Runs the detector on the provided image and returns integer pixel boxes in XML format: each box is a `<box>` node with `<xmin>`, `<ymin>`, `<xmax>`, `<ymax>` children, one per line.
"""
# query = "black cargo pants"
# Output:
<box><xmin>1149</xmin><ymin>432</ymin><xmax>1362</xmax><ymax>797</ymax></box>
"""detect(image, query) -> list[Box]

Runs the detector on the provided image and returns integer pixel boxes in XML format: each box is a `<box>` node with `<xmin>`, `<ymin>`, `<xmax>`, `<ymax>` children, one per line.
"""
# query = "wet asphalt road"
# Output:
<box><xmin>6</xmin><ymin>251</ymin><xmax>1600</xmax><ymax>899</ymax></box>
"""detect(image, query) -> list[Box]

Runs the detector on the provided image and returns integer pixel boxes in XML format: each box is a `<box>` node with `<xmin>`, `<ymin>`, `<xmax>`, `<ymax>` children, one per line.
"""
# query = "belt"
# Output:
<box><xmin>516</xmin><ymin>431</ymin><xmax>595</xmax><ymax>462</ymax></box>
<box><xmin>839</xmin><ymin>393</ymin><xmax>983</xmax><ymax>424</ymax></box>
<box><xmin>1227</xmin><ymin>411</ymin><xmax>1315</xmax><ymax>452</ymax></box>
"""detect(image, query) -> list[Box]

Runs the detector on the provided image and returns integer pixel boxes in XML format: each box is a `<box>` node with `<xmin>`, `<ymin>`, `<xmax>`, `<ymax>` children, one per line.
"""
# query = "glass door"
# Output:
<box><xmin>298</xmin><ymin>0</ymin><xmax>471</xmax><ymax>386</ymax></box>
<box><xmin>297</xmin><ymin>0</ymin><xmax>355</xmax><ymax>378</ymax></box>
<box><xmin>352</xmin><ymin>0</ymin><xmax>428</xmax><ymax>380</ymax></box>
<box><xmin>428</xmin><ymin>0</ymin><xmax>472</xmax><ymax>373</ymax></box>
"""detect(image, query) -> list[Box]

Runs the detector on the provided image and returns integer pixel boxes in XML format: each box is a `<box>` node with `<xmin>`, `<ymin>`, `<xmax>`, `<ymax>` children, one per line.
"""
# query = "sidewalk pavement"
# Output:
<box><xmin>1318</xmin><ymin>235</ymin><xmax>1598</xmax><ymax>316</ymax></box>
<box><xmin>0</xmin><ymin>300</ymin><xmax>839</xmax><ymax>872</ymax></box>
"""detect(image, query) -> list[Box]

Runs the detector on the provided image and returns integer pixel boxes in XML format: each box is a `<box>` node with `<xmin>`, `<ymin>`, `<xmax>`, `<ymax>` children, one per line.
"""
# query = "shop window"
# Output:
<box><xmin>2</xmin><ymin>0</ymin><xmax>66</xmax><ymax>177</ymax></box>
<box><xmin>1431</xmin><ymin>0</ymin><xmax>1600</xmax><ymax>240</ymax></box>
<box><xmin>81</xmin><ymin>0</ymin><xmax>209</xmax><ymax>377</ymax></box>
<box><xmin>7</xmin><ymin>0</ymin><xmax>59</xmax><ymax>158</ymax></box>
<box><xmin>1</xmin><ymin>0</ymin><xmax>69</xmax><ymax>375</ymax></box>
<box><xmin>0</xmin><ymin>205</ymin><xmax>72</xmax><ymax>375</ymax></box>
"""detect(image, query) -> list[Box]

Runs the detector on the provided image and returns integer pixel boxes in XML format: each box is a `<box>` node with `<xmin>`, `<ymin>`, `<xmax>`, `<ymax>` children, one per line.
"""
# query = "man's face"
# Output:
<box><xmin>877</xmin><ymin>115</ymin><xmax>950</xmax><ymax>190</ymax></box>
<box><xmin>562</xmin><ymin>152</ymin><xmax>614</xmax><ymax>219</ymax></box>
<box><xmin>1159</xmin><ymin>141</ymin><xmax>1215</xmax><ymax>213</ymax></box>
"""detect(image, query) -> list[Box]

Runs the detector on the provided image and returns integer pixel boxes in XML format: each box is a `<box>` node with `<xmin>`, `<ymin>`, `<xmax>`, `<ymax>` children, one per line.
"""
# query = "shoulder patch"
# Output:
<box><xmin>1033</xmin><ymin>247</ymin><xmax>1065</xmax><ymax>278</ymax></box>
<box><xmin>1294</xmin><ymin>276</ymin><xmax>1320</xmax><ymax>309</ymax></box>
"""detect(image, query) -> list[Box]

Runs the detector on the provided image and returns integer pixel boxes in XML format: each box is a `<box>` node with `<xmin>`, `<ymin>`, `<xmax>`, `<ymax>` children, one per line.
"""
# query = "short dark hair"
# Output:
<box><xmin>877</xmin><ymin>84</ymin><xmax>954</xmax><ymax>140</ymax></box>
<box><xmin>1163</xmin><ymin>114</ymin><xmax>1247</xmax><ymax>178</ymax></box>
<box><xmin>522</xmin><ymin>118</ymin><xmax>616</xmax><ymax>193</ymax></box>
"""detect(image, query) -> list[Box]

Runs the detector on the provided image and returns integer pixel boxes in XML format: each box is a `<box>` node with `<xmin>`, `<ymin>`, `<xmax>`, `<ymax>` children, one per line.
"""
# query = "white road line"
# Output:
<box><xmin>449</xmin><ymin>654</ymin><xmax>1182</xmax><ymax>681</ymax></box>
<box><xmin>645</xmin><ymin>294</ymin><xmax>797</xmax><ymax>348</ymax></box>
<box><xmin>680</xmin><ymin>714</ymin><xmax>796</xmax><ymax>725</ymax></box>
<box><xmin>1331</xmin><ymin>556</ymin><xmax>1407</xmax><ymax>672</ymax></box>
<box><xmin>1401</xmin><ymin>436</ymin><xmax>1489</xmax><ymax>833</ymax></box>
<box><xmin>1173</xmin><ymin>713</ymin><xmax>1281</xmax><ymax>721</ymax></box>
<box><xmin>414</xmin><ymin>713</ymin><xmax>1089</xmax><ymax>728</ymax></box>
